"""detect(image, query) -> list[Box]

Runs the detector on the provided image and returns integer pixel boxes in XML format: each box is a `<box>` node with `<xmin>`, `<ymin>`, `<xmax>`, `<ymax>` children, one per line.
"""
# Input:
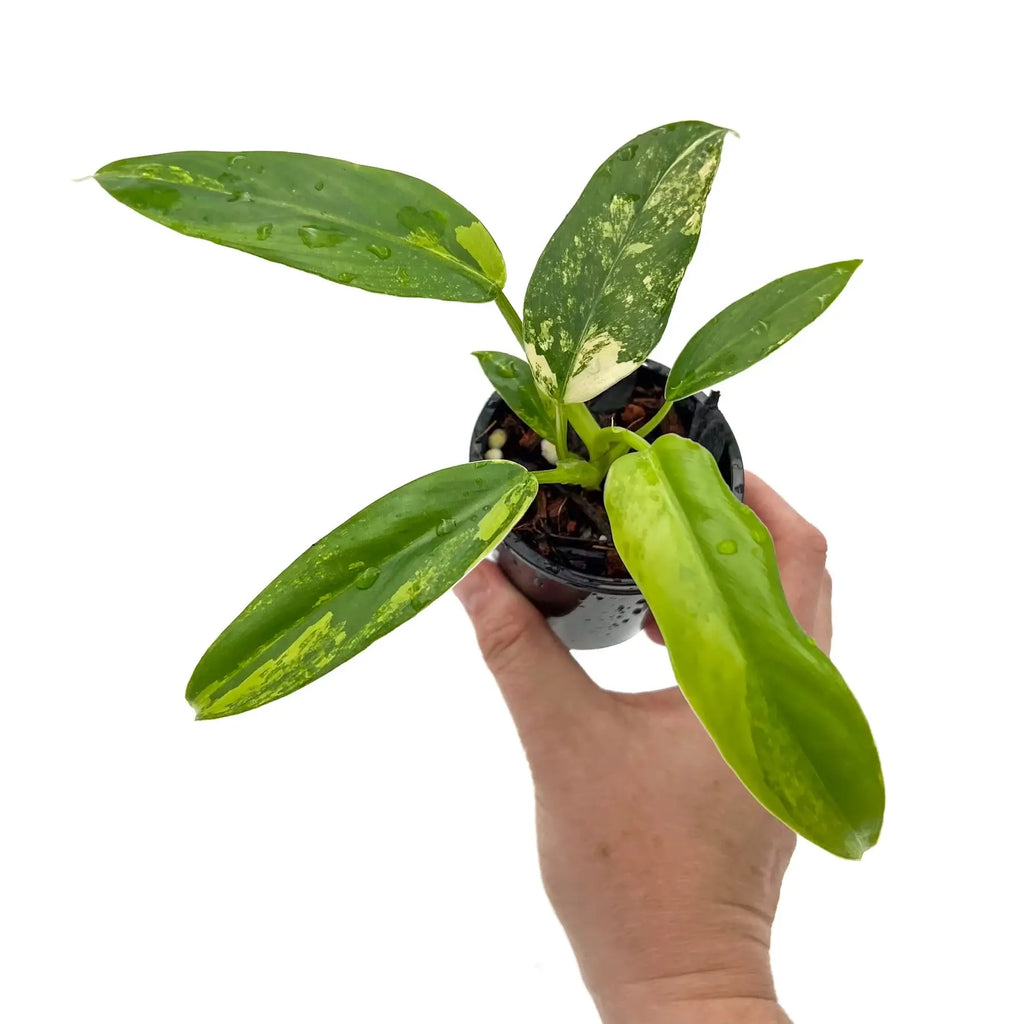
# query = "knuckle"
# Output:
<box><xmin>801</xmin><ymin>523</ymin><xmax>829</xmax><ymax>560</ymax></box>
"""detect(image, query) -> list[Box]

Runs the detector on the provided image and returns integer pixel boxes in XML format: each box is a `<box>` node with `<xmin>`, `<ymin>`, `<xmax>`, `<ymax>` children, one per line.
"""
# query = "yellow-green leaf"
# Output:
<box><xmin>604</xmin><ymin>434</ymin><xmax>884</xmax><ymax>858</ymax></box>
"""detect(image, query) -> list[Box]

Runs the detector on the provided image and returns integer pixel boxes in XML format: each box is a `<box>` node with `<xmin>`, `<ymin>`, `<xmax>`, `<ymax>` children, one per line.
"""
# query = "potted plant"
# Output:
<box><xmin>92</xmin><ymin>120</ymin><xmax>883</xmax><ymax>860</ymax></box>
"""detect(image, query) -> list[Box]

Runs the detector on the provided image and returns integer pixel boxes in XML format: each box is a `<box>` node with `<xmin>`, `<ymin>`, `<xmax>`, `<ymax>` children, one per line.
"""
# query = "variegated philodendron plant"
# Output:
<box><xmin>94</xmin><ymin>121</ymin><xmax>883</xmax><ymax>859</ymax></box>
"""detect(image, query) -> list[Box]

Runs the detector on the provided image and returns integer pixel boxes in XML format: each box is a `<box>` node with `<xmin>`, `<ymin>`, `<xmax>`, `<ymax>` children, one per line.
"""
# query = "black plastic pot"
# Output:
<box><xmin>468</xmin><ymin>360</ymin><xmax>744</xmax><ymax>650</ymax></box>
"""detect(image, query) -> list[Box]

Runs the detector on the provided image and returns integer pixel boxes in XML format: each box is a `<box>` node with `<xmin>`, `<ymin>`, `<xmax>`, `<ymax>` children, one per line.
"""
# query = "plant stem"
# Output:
<box><xmin>495</xmin><ymin>290</ymin><xmax>525</xmax><ymax>349</ymax></box>
<box><xmin>553</xmin><ymin>402</ymin><xmax>570</xmax><ymax>461</ymax></box>
<box><xmin>532</xmin><ymin>462</ymin><xmax>603</xmax><ymax>489</ymax></box>
<box><xmin>565</xmin><ymin>402</ymin><xmax>603</xmax><ymax>455</ymax></box>
<box><xmin>636</xmin><ymin>399</ymin><xmax>674</xmax><ymax>438</ymax></box>
<box><xmin>593</xmin><ymin>426</ymin><xmax>652</xmax><ymax>454</ymax></box>
<box><xmin>597</xmin><ymin>442</ymin><xmax>629</xmax><ymax>473</ymax></box>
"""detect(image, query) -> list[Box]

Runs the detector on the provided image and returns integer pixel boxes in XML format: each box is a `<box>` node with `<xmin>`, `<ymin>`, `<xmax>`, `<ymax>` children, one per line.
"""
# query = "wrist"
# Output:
<box><xmin>598</xmin><ymin>997</ymin><xmax>790</xmax><ymax>1024</ymax></box>
<box><xmin>591</xmin><ymin>961</ymin><xmax>785</xmax><ymax>1024</ymax></box>
<box><xmin>596</xmin><ymin>992</ymin><xmax>789</xmax><ymax>1024</ymax></box>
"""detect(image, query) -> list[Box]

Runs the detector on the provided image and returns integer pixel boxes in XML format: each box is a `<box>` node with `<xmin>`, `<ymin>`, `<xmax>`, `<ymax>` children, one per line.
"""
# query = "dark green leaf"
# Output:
<box><xmin>187</xmin><ymin>461</ymin><xmax>536</xmax><ymax>719</ymax></box>
<box><xmin>604</xmin><ymin>434</ymin><xmax>884</xmax><ymax>858</ymax></box>
<box><xmin>667</xmin><ymin>261</ymin><xmax>862</xmax><ymax>399</ymax></box>
<box><xmin>523</xmin><ymin>122</ymin><xmax>728</xmax><ymax>403</ymax></box>
<box><xmin>472</xmin><ymin>351</ymin><xmax>556</xmax><ymax>440</ymax></box>
<box><xmin>94</xmin><ymin>151</ymin><xmax>506</xmax><ymax>301</ymax></box>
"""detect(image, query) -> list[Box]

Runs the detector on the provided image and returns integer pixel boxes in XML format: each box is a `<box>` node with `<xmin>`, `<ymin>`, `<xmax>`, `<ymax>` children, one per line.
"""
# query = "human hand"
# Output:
<box><xmin>454</xmin><ymin>472</ymin><xmax>831</xmax><ymax>1024</ymax></box>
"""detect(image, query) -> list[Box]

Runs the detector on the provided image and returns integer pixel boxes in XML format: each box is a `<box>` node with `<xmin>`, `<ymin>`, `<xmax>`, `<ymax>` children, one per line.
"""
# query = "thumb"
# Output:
<box><xmin>454</xmin><ymin>559</ymin><xmax>603</xmax><ymax>741</ymax></box>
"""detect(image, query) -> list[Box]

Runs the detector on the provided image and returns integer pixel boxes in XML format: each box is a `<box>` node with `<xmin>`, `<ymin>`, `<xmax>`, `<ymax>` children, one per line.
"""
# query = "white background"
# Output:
<box><xmin>2</xmin><ymin>2</ymin><xmax>1020</xmax><ymax>1020</ymax></box>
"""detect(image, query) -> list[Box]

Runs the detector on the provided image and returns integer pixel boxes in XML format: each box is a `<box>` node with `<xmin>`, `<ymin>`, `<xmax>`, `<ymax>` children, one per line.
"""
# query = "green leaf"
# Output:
<box><xmin>187</xmin><ymin>461</ymin><xmax>536</xmax><ymax>719</ymax></box>
<box><xmin>472</xmin><ymin>351</ymin><xmax>557</xmax><ymax>440</ymax></box>
<box><xmin>666</xmin><ymin>261</ymin><xmax>862</xmax><ymax>399</ymax></box>
<box><xmin>94</xmin><ymin>151</ymin><xmax>506</xmax><ymax>301</ymax></box>
<box><xmin>604</xmin><ymin>434</ymin><xmax>884</xmax><ymax>858</ymax></box>
<box><xmin>523</xmin><ymin>121</ymin><xmax>728</xmax><ymax>404</ymax></box>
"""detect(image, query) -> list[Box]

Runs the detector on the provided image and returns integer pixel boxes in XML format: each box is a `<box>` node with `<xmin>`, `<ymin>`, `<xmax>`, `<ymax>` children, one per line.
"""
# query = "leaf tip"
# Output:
<box><xmin>190</xmin><ymin>693</ymin><xmax>234</xmax><ymax>722</ymax></box>
<box><xmin>845</xmin><ymin>824</ymin><xmax>882</xmax><ymax>860</ymax></box>
<box><xmin>188</xmin><ymin>693</ymin><xmax>210</xmax><ymax>721</ymax></box>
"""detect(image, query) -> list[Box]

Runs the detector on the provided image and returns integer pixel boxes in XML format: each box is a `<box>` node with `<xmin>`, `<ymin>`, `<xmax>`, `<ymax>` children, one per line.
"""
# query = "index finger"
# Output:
<box><xmin>743</xmin><ymin>471</ymin><xmax>828</xmax><ymax>630</ymax></box>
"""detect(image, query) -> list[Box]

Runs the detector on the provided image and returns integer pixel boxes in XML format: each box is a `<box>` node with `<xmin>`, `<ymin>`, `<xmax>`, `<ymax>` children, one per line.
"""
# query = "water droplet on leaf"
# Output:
<box><xmin>367</xmin><ymin>243</ymin><xmax>392</xmax><ymax>259</ymax></box>
<box><xmin>618</xmin><ymin>143</ymin><xmax>638</xmax><ymax>161</ymax></box>
<box><xmin>337</xmin><ymin>272</ymin><xmax>357</xmax><ymax>284</ymax></box>
<box><xmin>314</xmin><ymin>180</ymin><xmax>325</xmax><ymax>191</ymax></box>
<box><xmin>256</xmin><ymin>223</ymin><xmax>273</xmax><ymax>240</ymax></box>
<box><xmin>298</xmin><ymin>225</ymin><xmax>346</xmax><ymax>248</ymax></box>
<box><xmin>227</xmin><ymin>190</ymin><xmax>254</xmax><ymax>203</ymax></box>
<box><xmin>496</xmin><ymin>362</ymin><xmax>516</xmax><ymax>379</ymax></box>
<box><xmin>229</xmin><ymin>154</ymin><xmax>246</xmax><ymax>165</ymax></box>
<box><xmin>436</xmin><ymin>518</ymin><xmax>457</xmax><ymax>536</ymax></box>
<box><xmin>396</xmin><ymin>268</ymin><xmax>411</xmax><ymax>285</ymax></box>
<box><xmin>717</xmin><ymin>539</ymin><xmax>738</xmax><ymax>555</ymax></box>
<box><xmin>354</xmin><ymin>566</ymin><xmax>380</xmax><ymax>590</ymax></box>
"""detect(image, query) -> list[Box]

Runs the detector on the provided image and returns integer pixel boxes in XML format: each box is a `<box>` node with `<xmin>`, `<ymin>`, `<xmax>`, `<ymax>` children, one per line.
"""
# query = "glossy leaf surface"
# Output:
<box><xmin>187</xmin><ymin>462</ymin><xmax>536</xmax><ymax>719</ymax></box>
<box><xmin>472</xmin><ymin>351</ymin><xmax>557</xmax><ymax>440</ymax></box>
<box><xmin>95</xmin><ymin>151</ymin><xmax>506</xmax><ymax>301</ymax></box>
<box><xmin>605</xmin><ymin>434</ymin><xmax>884</xmax><ymax>857</ymax></box>
<box><xmin>523</xmin><ymin>121</ymin><xmax>728</xmax><ymax>403</ymax></box>
<box><xmin>667</xmin><ymin>261</ymin><xmax>862</xmax><ymax>399</ymax></box>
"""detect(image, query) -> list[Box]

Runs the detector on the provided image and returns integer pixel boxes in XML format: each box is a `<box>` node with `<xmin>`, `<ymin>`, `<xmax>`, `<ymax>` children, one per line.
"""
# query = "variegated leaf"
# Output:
<box><xmin>605</xmin><ymin>434</ymin><xmax>884</xmax><ymax>858</ymax></box>
<box><xmin>94</xmin><ymin>151</ymin><xmax>505</xmax><ymax>301</ymax></box>
<box><xmin>472</xmin><ymin>351</ymin><xmax>557</xmax><ymax>440</ymax></box>
<box><xmin>667</xmin><ymin>261</ymin><xmax>862</xmax><ymax>399</ymax></box>
<box><xmin>523</xmin><ymin>122</ymin><xmax>728</xmax><ymax>403</ymax></box>
<box><xmin>187</xmin><ymin>461</ymin><xmax>536</xmax><ymax>719</ymax></box>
